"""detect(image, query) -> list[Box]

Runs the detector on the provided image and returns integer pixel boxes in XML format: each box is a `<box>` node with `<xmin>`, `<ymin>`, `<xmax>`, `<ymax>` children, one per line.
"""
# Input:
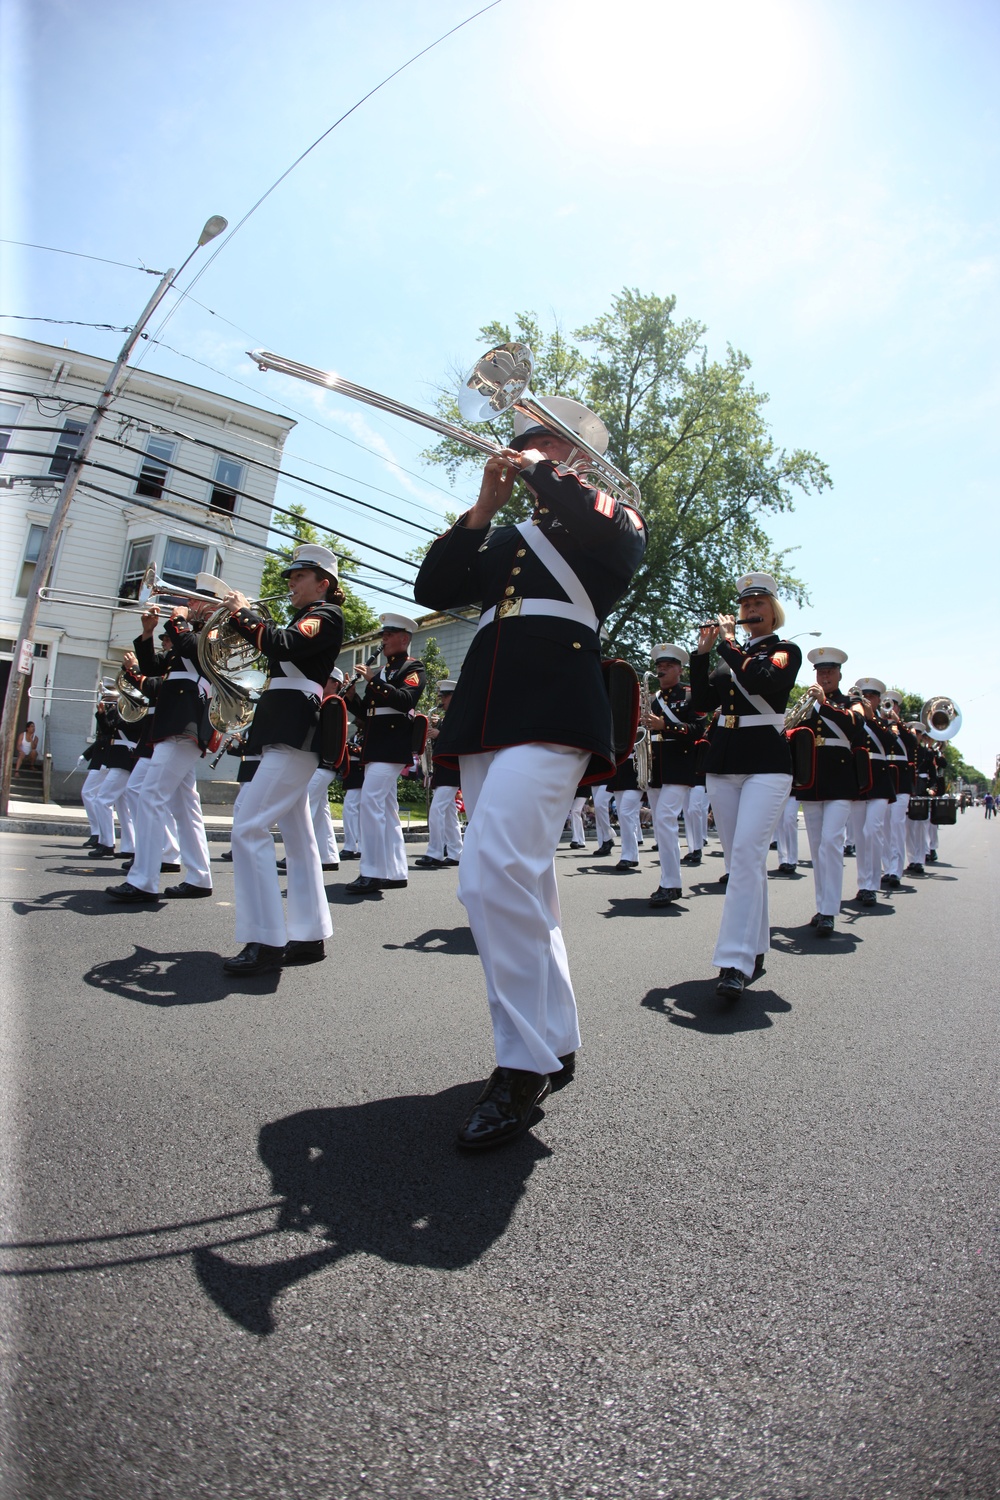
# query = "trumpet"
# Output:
<box><xmin>784</xmin><ymin>683</ymin><xmax>823</xmax><ymax>730</ymax></box>
<box><xmin>251</xmin><ymin>342</ymin><xmax>641</xmax><ymax>510</ymax></box>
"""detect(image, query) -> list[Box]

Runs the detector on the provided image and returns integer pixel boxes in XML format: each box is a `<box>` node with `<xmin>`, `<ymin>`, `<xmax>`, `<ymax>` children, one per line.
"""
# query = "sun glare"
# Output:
<box><xmin>537</xmin><ymin>0</ymin><xmax>819</xmax><ymax>157</ymax></box>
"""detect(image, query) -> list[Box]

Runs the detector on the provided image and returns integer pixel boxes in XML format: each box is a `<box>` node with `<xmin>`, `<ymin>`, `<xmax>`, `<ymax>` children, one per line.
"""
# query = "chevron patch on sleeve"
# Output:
<box><xmin>296</xmin><ymin>617</ymin><xmax>321</xmax><ymax>637</ymax></box>
<box><xmin>771</xmin><ymin>650</ymin><xmax>789</xmax><ymax>668</ymax></box>
<box><xmin>594</xmin><ymin>493</ymin><xmax>615</xmax><ymax>518</ymax></box>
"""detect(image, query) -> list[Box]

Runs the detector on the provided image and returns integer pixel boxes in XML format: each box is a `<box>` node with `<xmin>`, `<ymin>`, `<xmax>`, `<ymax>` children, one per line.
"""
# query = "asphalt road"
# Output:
<box><xmin>1</xmin><ymin>813</ymin><xmax>997</xmax><ymax>1500</ymax></box>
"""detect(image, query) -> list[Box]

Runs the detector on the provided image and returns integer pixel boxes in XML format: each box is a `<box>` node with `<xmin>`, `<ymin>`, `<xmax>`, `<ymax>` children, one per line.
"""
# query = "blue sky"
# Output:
<box><xmin>2</xmin><ymin>0</ymin><xmax>998</xmax><ymax>776</ymax></box>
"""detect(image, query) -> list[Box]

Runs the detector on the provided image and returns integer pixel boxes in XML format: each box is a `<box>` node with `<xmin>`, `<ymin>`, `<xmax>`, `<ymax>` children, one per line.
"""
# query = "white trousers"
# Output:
<box><xmin>592</xmin><ymin>784</ymin><xmax>613</xmax><ymax>845</ymax></box>
<box><xmin>927</xmin><ymin>820</ymin><xmax>940</xmax><ymax>851</ymax></box>
<box><xmin>359</xmin><ymin>761</ymin><xmax>408</xmax><ymax>881</ymax></box>
<box><xmin>341</xmin><ymin>787</ymin><xmax>362</xmax><ymax>853</ymax></box>
<box><xmin>81</xmin><ymin>767</ymin><xmax>108</xmax><ymax>834</ymax></box>
<box><xmin>885</xmin><ymin>792</ymin><xmax>909</xmax><ymax>877</ymax></box>
<box><xmin>706</xmin><ymin>772</ymin><xmax>791</xmax><ymax>975</ymax></box>
<box><xmin>94</xmin><ymin>766</ymin><xmax>134</xmax><ymax>852</ymax></box>
<box><xmin>616</xmin><ymin>788</ymin><xmax>643</xmax><ymax>862</ymax></box>
<box><xmin>686</xmin><ymin>785</ymin><xmax>708</xmax><ymax>853</ymax></box>
<box><xmin>233</xmin><ymin>746</ymin><xmax>332</xmax><ymax>947</ymax></box>
<box><xmin>307</xmin><ymin>767</ymin><xmax>339</xmax><ymax>866</ymax></box>
<box><xmin>650</xmin><ymin>783</ymin><xmax>690</xmax><ymax>889</ymax></box>
<box><xmin>906</xmin><ymin>810</ymin><xmax>929</xmax><ymax>864</ymax></box>
<box><xmin>459</xmin><ymin>743</ymin><xmax>588</xmax><ymax>1074</ymax></box>
<box><xmin>855</xmin><ymin>799</ymin><xmax>889</xmax><ymax>891</ymax></box>
<box><xmin>125</xmin><ymin>759</ymin><xmax>180</xmax><ymax>862</ymax></box>
<box><xmin>801</xmin><ymin>799</ymin><xmax>850</xmax><ymax>916</ymax></box>
<box><xmin>569</xmin><ymin>795</ymin><xmax>587</xmax><ymax>846</ymax></box>
<box><xmin>776</xmin><ymin>795</ymin><xmax>800</xmax><ymax>866</ymax></box>
<box><xmin>130</xmin><ymin>738</ymin><xmax>211</xmax><ymax>894</ymax></box>
<box><xmin>427</xmin><ymin>784</ymin><xmax>463</xmax><ymax>860</ymax></box>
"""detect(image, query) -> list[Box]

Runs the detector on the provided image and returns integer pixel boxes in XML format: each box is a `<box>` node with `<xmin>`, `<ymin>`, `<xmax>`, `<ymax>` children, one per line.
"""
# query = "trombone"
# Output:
<box><xmin>250</xmin><ymin>341</ymin><xmax>642</xmax><ymax>509</ymax></box>
<box><xmin>36</xmin><ymin>566</ymin><xmax>239</xmax><ymax>614</ymax></box>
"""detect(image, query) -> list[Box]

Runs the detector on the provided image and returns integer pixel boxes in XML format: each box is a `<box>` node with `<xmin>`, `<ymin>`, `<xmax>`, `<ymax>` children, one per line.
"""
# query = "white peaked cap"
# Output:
<box><xmin>513</xmin><ymin>396</ymin><xmax>610</xmax><ymax>456</ymax></box>
<box><xmin>881</xmin><ymin>689</ymin><xmax>903</xmax><ymax>704</ymax></box>
<box><xmin>856</xmin><ymin>677</ymin><xmax>887</xmax><ymax>694</ymax></box>
<box><xmin>379</xmin><ymin>612</ymin><xmax>418</xmax><ymax>634</ymax></box>
<box><xmin>736</xmin><ymin>572</ymin><xmax>779</xmax><ymax>598</ymax></box>
<box><xmin>437</xmin><ymin>679</ymin><xmax>457</xmax><ymax>693</ymax></box>
<box><xmin>331</xmin><ymin>668</ymin><xmax>344</xmax><ymax>684</ymax></box>
<box><xmin>283</xmin><ymin>543</ymin><xmax>339</xmax><ymax>577</ymax></box>
<box><xmin>651</xmin><ymin>643</ymin><xmax>689</xmax><ymax>666</ymax></box>
<box><xmin>808</xmin><ymin>646</ymin><xmax>848</xmax><ymax>666</ymax></box>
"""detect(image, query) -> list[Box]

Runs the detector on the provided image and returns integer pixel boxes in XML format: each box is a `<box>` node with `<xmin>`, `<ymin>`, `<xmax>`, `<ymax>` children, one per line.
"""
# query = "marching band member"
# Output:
<box><xmin>880</xmin><ymin>690</ymin><xmax>917</xmax><ymax>891</ymax></box>
<box><xmin>343</xmin><ymin>615</ymin><xmax>426</xmax><ymax>894</ymax></box>
<box><xmin>796</xmin><ymin>647</ymin><xmax>870</xmax><ymax>934</ymax></box>
<box><xmin>609</xmin><ymin>751</ymin><xmax>642</xmax><ymax>870</ymax></box>
<box><xmin>904</xmin><ymin>725</ymin><xmax>936</xmax><ymax>875</ymax></box>
<box><xmin>590</xmin><ymin>779</ymin><xmax>615</xmax><ymax>858</ymax></box>
<box><xmin>338</xmin><ymin>740</ymin><xmax>364</xmax><ymax>859</ymax></box>
<box><xmin>645</xmin><ymin>644</ymin><xmax>704</xmax><ymax>906</ymax></box>
<box><xmin>80</xmin><ymin>694</ymin><xmax>115</xmax><ymax>845</ymax></box>
<box><xmin>281</xmin><ymin>669</ymin><xmax>346</xmax><ymax>874</ymax></box>
<box><xmin>415</xmin><ymin>679</ymin><xmax>463</xmax><ymax>869</ymax></box>
<box><xmin>850</xmin><ymin>678</ymin><xmax>896</xmax><ymax>907</ymax></box>
<box><xmin>106</xmin><ymin>605</ymin><xmax>214</xmax><ymax>903</ymax></box>
<box><xmin>89</xmin><ymin>700</ymin><xmax>141</xmax><ymax>858</ymax></box>
<box><xmin>221</xmin><ymin>544</ymin><xmax>344</xmax><ymax>975</ymax></box>
<box><xmin>414</xmin><ymin>398</ymin><xmax>647</xmax><ymax>1149</ymax></box>
<box><xmin>218</xmin><ymin>727</ymin><xmax>259</xmax><ymax>862</ymax></box>
<box><xmin>684</xmin><ymin>782</ymin><xmax>709</xmax><ymax>865</ymax></box>
<box><xmin>690</xmin><ymin>574</ymin><xmax>801</xmax><ymax>998</ymax></box>
<box><xmin>567</xmin><ymin>785</ymin><xmax>589</xmax><ymax>850</ymax></box>
<box><xmin>774</xmin><ymin>793</ymin><xmax>800</xmax><ymax>875</ymax></box>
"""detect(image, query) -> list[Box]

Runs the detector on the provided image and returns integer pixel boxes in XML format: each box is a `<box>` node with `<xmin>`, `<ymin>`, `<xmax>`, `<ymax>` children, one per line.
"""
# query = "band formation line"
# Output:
<box><xmin>68</xmin><ymin>366</ymin><xmax>965</xmax><ymax>1152</ymax></box>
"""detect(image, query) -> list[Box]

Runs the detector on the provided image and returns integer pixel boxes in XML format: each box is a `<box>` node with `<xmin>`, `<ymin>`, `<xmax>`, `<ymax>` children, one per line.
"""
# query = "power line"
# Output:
<box><xmin>1</xmin><ymin>314</ymin><xmax>132</xmax><ymax>332</ymax></box>
<box><xmin>0</xmin><ymin>239</ymin><xmax>164</xmax><ymax>275</ymax></box>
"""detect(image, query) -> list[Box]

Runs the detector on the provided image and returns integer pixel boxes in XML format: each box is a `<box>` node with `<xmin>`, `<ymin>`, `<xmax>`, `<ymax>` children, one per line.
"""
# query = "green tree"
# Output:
<box><xmin>261</xmin><ymin>504</ymin><xmax>379</xmax><ymax>639</ymax></box>
<box><xmin>417</xmin><ymin>636</ymin><xmax>450</xmax><ymax>714</ymax></box>
<box><xmin>422</xmin><ymin>290</ymin><xmax>831</xmax><ymax>662</ymax></box>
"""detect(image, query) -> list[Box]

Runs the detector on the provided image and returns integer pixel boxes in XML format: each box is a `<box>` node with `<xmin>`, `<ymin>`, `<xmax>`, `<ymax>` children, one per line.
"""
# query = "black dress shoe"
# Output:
<box><xmin>163</xmin><ymin>881</ymin><xmax>213</xmax><ymax>898</ymax></box>
<box><xmin>905</xmin><ymin>862</ymin><xmax>925</xmax><ymax>876</ymax></box>
<box><xmin>322</xmin><ymin>862</ymin><xmax>339</xmax><ymax>871</ymax></box>
<box><xmin>614</xmin><ymin>859</ymin><xmax>639</xmax><ymax>870</ymax></box>
<box><xmin>858</xmin><ymin>889</ymin><xmax>877</xmax><ymax>906</ymax></box>
<box><xmin>777</xmin><ymin>862</ymin><xmax>797</xmax><ymax>875</ymax></box>
<box><xmin>223</xmin><ymin>942</ymin><xmax>284</xmax><ymax>975</ymax></box>
<box><xmin>121</xmin><ymin>858</ymin><xmax>134</xmax><ymax>871</ymax></box>
<box><xmin>594</xmin><ymin>841</ymin><xmax>614</xmax><ymax>858</ymax></box>
<box><xmin>345</xmin><ymin>875</ymin><xmax>382</xmax><ymax>895</ymax></box>
<box><xmin>751</xmin><ymin>953</ymin><xmax>767</xmax><ymax>982</ymax></box>
<box><xmin>340</xmin><ymin>850</ymin><xmax>361</xmax><ymax>860</ymax></box>
<box><xmin>648</xmin><ymin>886</ymin><xmax>681</xmax><ymax>907</ymax></box>
<box><xmin>885</xmin><ymin>873</ymin><xmax>901</xmax><ymax>888</ymax></box>
<box><xmin>926</xmin><ymin>849</ymin><xmax>938</xmax><ymax>863</ymax></box>
<box><xmin>88</xmin><ymin>843</ymin><xmax>116</xmax><ymax>859</ymax></box>
<box><xmin>843</xmin><ymin>844</ymin><xmax>856</xmax><ymax>857</ymax></box>
<box><xmin>219</xmin><ymin>850</ymin><xmax>234</xmax><ymax>862</ymax></box>
<box><xmin>414</xmin><ymin>855</ymin><xmax>445</xmax><ymax>869</ymax></box>
<box><xmin>441</xmin><ymin>857</ymin><xmax>461</xmax><ymax>867</ymax></box>
<box><xmin>716</xmin><ymin>967</ymin><xmax>747</xmax><ymax>999</ymax></box>
<box><xmin>681</xmin><ymin>851</ymin><xmax>702</xmax><ymax>866</ymax></box>
<box><xmin>379</xmin><ymin>878</ymin><xmax>408</xmax><ymax>889</ymax></box>
<box><xmin>809</xmin><ymin>911</ymin><xmax>821</xmax><ymax>926</ymax></box>
<box><xmin>160</xmin><ymin>862</ymin><xmax>181</xmax><ymax>873</ymax></box>
<box><xmin>548</xmin><ymin>1052</ymin><xmax>576</xmax><ymax>1093</ymax></box>
<box><xmin>456</xmin><ymin>1067</ymin><xmax>551</xmax><ymax>1151</ymax></box>
<box><xmin>817</xmin><ymin>915</ymin><xmax>835</xmax><ymax>936</ymax></box>
<box><xmin>769</xmin><ymin>840</ymin><xmax>778</xmax><ymax>851</ymax></box>
<box><xmin>719</xmin><ymin>872</ymin><xmax>729</xmax><ymax>888</ymax></box>
<box><xmin>106</xmin><ymin>881</ymin><xmax>158</xmax><ymax>904</ymax></box>
<box><xmin>282</xmin><ymin>939</ymin><xmax>326</xmax><ymax>965</ymax></box>
<box><xmin>568</xmin><ymin>841</ymin><xmax>585</xmax><ymax>849</ymax></box>
<box><xmin>275</xmin><ymin>858</ymin><xmax>287</xmax><ymax>872</ymax></box>
<box><xmin>84</xmin><ymin>834</ymin><xmax>99</xmax><ymax>848</ymax></box>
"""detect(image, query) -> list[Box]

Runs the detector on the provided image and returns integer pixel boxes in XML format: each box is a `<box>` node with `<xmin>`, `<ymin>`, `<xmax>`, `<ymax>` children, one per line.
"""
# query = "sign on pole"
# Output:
<box><xmin>17</xmin><ymin>640</ymin><xmax>34</xmax><ymax>676</ymax></box>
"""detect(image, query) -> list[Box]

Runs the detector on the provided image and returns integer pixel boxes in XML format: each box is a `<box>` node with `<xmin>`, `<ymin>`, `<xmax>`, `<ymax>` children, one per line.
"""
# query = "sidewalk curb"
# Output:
<box><xmin>0</xmin><ymin>817</ymin><xmax>431</xmax><ymax>843</ymax></box>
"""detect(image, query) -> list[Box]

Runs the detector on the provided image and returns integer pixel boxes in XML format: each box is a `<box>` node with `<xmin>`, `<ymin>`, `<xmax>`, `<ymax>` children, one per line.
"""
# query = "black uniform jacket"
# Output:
<box><xmin>689</xmin><ymin>634</ymin><xmax>801</xmax><ymax>775</ymax></box>
<box><xmin>648</xmin><ymin>686</ymin><xmax>705</xmax><ymax>788</ymax></box>
<box><xmin>794</xmin><ymin>699</ymin><xmax>870</xmax><ymax>802</ymax></box>
<box><xmin>346</xmin><ymin>653</ymin><xmax>426</xmax><ymax>765</ymax></box>
<box><xmin>886</xmin><ymin>725</ymin><xmax>917</xmax><ymax>795</ymax></box>
<box><xmin>413</xmin><ymin>460</ymin><xmax>647</xmax><ymax>773</ymax></box>
<box><xmin>83</xmin><ymin>704</ymin><xmax>115</xmax><ymax>769</ymax></box>
<box><xmin>127</xmin><ymin>619</ymin><xmax>212</xmax><ymax>749</ymax></box>
<box><xmin>103</xmin><ymin>707</ymin><xmax>143</xmax><ymax>772</ymax></box>
<box><xmin>339</xmin><ymin>743</ymin><xmax>365</xmax><ymax>792</ymax></box>
<box><xmin>610</xmin><ymin>750</ymin><xmax>640</xmax><ymax>793</ymax></box>
<box><xmin>856</xmin><ymin>716</ymin><xmax>898</xmax><ymax>801</ymax></box>
<box><xmin>429</xmin><ymin>714</ymin><xmax>460</xmax><ymax>789</ymax></box>
<box><xmin>229</xmin><ymin>600</ymin><xmax>343</xmax><ymax>756</ymax></box>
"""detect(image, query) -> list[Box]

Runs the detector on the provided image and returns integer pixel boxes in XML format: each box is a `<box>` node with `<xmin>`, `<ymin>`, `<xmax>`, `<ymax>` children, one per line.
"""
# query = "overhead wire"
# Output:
<box><xmin>0</xmin><ymin>238</ymin><xmax>164</xmax><ymax>275</ymax></box>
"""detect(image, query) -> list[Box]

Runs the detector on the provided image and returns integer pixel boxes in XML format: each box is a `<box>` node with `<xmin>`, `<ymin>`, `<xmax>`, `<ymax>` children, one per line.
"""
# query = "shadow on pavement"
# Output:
<box><xmin>642</xmin><ymin>981</ymin><xmax>791</xmax><ymax>1033</ymax></box>
<box><xmin>194</xmin><ymin>1087</ymin><xmax>550</xmax><ymax>1335</ymax></box>
<box><xmin>770</xmin><ymin>924</ymin><xmax>862</xmax><ymax>956</ymax></box>
<box><xmin>601</xmin><ymin>895</ymin><xmax>685</xmax><ymax>918</ymax></box>
<box><xmin>384</xmin><ymin>926</ymin><xmax>478</xmax><ymax>955</ymax></box>
<box><xmin>11</xmin><ymin>889</ymin><xmax>164</xmax><ymax>917</ymax></box>
<box><xmin>84</xmin><ymin>944</ymin><xmax>279</xmax><ymax>1004</ymax></box>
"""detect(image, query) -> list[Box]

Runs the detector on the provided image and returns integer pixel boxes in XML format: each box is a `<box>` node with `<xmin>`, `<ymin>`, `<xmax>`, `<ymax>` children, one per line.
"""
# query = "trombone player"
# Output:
<box><xmin>220</xmin><ymin>544</ymin><xmax>344</xmax><ymax>976</ymax></box>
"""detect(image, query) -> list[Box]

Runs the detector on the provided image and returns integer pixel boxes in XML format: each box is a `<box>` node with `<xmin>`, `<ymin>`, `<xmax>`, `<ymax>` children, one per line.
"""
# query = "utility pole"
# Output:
<box><xmin>0</xmin><ymin>216</ymin><xmax>227</xmax><ymax>815</ymax></box>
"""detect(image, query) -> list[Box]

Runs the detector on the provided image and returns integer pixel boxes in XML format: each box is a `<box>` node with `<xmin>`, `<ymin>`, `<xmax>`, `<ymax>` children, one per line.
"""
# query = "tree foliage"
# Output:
<box><xmin>422</xmin><ymin>290</ymin><xmax>831</xmax><ymax>662</ymax></box>
<box><xmin>417</xmin><ymin>635</ymin><xmax>450</xmax><ymax>714</ymax></box>
<box><xmin>260</xmin><ymin>504</ymin><xmax>380</xmax><ymax>639</ymax></box>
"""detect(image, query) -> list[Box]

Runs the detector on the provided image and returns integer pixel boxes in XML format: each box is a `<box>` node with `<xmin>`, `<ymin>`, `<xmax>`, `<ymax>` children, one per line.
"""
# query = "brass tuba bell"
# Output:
<box><xmin>920</xmin><ymin>695</ymin><xmax>962</xmax><ymax>742</ymax></box>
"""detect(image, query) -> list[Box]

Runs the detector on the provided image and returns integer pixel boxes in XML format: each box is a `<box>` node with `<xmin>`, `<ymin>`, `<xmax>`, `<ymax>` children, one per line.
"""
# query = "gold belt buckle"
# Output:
<box><xmin>724</xmin><ymin>714</ymin><xmax>737</xmax><ymax>730</ymax></box>
<box><xmin>496</xmin><ymin>596</ymin><xmax>522</xmax><ymax>619</ymax></box>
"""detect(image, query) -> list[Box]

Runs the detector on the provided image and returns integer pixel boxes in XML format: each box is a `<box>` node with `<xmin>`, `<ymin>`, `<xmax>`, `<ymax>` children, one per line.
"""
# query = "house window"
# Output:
<box><xmin>209</xmin><ymin>456</ymin><xmax>243</xmax><ymax>514</ymax></box>
<box><xmin>16</xmin><ymin>523</ymin><xmax>48</xmax><ymax>597</ymax></box>
<box><xmin>48</xmin><ymin>419</ymin><xmax>86</xmax><ymax>478</ymax></box>
<box><xmin>0</xmin><ymin>402</ymin><xmax>23</xmax><ymax>460</ymax></box>
<box><xmin>161</xmin><ymin>539</ymin><xmax>207</xmax><ymax>592</ymax></box>
<box><xmin>135</xmin><ymin>436</ymin><xmax>177</xmax><ymax>500</ymax></box>
<box><xmin>119</xmin><ymin>538</ymin><xmax>154</xmax><ymax>600</ymax></box>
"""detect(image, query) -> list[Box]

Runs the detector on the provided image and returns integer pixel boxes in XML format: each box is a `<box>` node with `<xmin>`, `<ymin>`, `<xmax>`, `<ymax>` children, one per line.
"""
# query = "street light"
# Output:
<box><xmin>0</xmin><ymin>215</ymin><xmax>228</xmax><ymax>814</ymax></box>
<box><xmin>789</xmin><ymin>631</ymin><xmax>822</xmax><ymax>641</ymax></box>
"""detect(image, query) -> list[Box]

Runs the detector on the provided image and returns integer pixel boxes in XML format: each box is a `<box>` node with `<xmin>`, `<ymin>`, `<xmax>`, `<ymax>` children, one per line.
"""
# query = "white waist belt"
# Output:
<box><xmin>477</xmin><ymin>598</ymin><xmax>599</xmax><ymax>632</ymax></box>
<box><xmin>733</xmin><ymin>714</ymin><xmax>786</xmax><ymax>729</ymax></box>
<box><xmin>373</xmin><ymin>706</ymin><xmax>405</xmax><ymax>717</ymax></box>
<box><xmin>265</xmin><ymin>678</ymin><xmax>323</xmax><ymax>697</ymax></box>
